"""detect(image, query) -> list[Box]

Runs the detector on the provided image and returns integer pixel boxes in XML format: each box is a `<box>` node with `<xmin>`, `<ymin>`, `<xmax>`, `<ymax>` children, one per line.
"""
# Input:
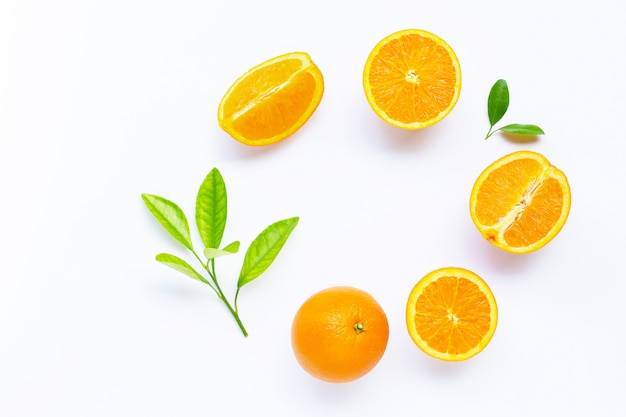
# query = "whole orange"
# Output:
<box><xmin>291</xmin><ymin>286</ymin><xmax>389</xmax><ymax>383</ymax></box>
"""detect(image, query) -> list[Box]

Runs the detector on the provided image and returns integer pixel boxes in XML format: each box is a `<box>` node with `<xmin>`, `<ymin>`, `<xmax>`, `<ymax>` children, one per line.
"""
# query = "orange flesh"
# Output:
<box><xmin>503</xmin><ymin>177</ymin><xmax>564</xmax><ymax>247</ymax></box>
<box><xmin>220</xmin><ymin>58</ymin><xmax>305</xmax><ymax>118</ymax></box>
<box><xmin>411</xmin><ymin>277</ymin><xmax>491</xmax><ymax>355</ymax></box>
<box><xmin>472</xmin><ymin>156</ymin><xmax>568</xmax><ymax>249</ymax></box>
<box><xmin>218</xmin><ymin>53</ymin><xmax>324</xmax><ymax>146</ymax></box>
<box><xmin>367</xmin><ymin>34</ymin><xmax>457</xmax><ymax>124</ymax></box>
<box><xmin>228</xmin><ymin>69</ymin><xmax>318</xmax><ymax>141</ymax></box>
<box><xmin>474</xmin><ymin>158</ymin><xmax>544</xmax><ymax>226</ymax></box>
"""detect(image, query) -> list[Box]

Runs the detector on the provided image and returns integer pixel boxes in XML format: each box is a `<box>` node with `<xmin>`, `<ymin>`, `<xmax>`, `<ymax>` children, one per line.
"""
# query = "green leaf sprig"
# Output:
<box><xmin>142</xmin><ymin>168</ymin><xmax>299</xmax><ymax>337</ymax></box>
<box><xmin>484</xmin><ymin>79</ymin><xmax>545</xmax><ymax>140</ymax></box>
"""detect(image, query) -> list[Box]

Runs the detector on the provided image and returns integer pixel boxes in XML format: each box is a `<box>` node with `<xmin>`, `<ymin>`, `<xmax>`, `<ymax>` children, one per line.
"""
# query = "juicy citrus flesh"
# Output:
<box><xmin>218</xmin><ymin>52</ymin><xmax>324</xmax><ymax>146</ymax></box>
<box><xmin>363</xmin><ymin>29</ymin><xmax>462</xmax><ymax>129</ymax></box>
<box><xmin>291</xmin><ymin>286</ymin><xmax>389</xmax><ymax>383</ymax></box>
<box><xmin>470</xmin><ymin>150</ymin><xmax>571</xmax><ymax>254</ymax></box>
<box><xmin>406</xmin><ymin>267</ymin><xmax>498</xmax><ymax>361</ymax></box>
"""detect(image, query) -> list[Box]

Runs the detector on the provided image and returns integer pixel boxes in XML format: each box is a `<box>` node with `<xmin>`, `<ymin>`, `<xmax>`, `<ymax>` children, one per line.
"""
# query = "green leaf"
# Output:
<box><xmin>237</xmin><ymin>217</ymin><xmax>299</xmax><ymax>288</ymax></box>
<box><xmin>222</xmin><ymin>241</ymin><xmax>241</xmax><ymax>253</ymax></box>
<box><xmin>498</xmin><ymin>124</ymin><xmax>545</xmax><ymax>136</ymax></box>
<box><xmin>196</xmin><ymin>168</ymin><xmax>227</xmax><ymax>250</ymax></box>
<box><xmin>487</xmin><ymin>79</ymin><xmax>509</xmax><ymax>127</ymax></box>
<box><xmin>204</xmin><ymin>247</ymin><xmax>238</xmax><ymax>260</ymax></box>
<box><xmin>155</xmin><ymin>253</ymin><xmax>208</xmax><ymax>283</ymax></box>
<box><xmin>142</xmin><ymin>194</ymin><xmax>193</xmax><ymax>250</ymax></box>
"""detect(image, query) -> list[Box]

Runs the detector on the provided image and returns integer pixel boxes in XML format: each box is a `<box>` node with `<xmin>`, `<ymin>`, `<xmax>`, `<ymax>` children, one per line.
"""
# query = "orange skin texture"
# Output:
<box><xmin>291</xmin><ymin>286</ymin><xmax>389</xmax><ymax>383</ymax></box>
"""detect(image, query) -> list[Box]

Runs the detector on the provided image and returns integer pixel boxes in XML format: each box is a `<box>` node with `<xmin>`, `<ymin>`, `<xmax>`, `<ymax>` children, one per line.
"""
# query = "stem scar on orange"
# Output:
<box><xmin>406</xmin><ymin>267</ymin><xmax>498</xmax><ymax>361</ymax></box>
<box><xmin>291</xmin><ymin>286</ymin><xmax>389</xmax><ymax>383</ymax></box>
<box><xmin>218</xmin><ymin>52</ymin><xmax>324</xmax><ymax>146</ymax></box>
<box><xmin>363</xmin><ymin>29</ymin><xmax>462</xmax><ymax>130</ymax></box>
<box><xmin>470</xmin><ymin>150</ymin><xmax>572</xmax><ymax>254</ymax></box>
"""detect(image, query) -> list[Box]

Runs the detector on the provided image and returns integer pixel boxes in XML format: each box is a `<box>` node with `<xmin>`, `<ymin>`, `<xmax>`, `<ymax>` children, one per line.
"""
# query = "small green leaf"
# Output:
<box><xmin>498</xmin><ymin>124</ymin><xmax>545</xmax><ymax>136</ymax></box>
<box><xmin>204</xmin><ymin>247</ymin><xmax>237</xmax><ymax>260</ymax></box>
<box><xmin>142</xmin><ymin>194</ymin><xmax>193</xmax><ymax>250</ymax></box>
<box><xmin>237</xmin><ymin>217</ymin><xmax>299</xmax><ymax>288</ymax></box>
<box><xmin>222</xmin><ymin>241</ymin><xmax>241</xmax><ymax>253</ymax></box>
<box><xmin>196</xmin><ymin>168</ymin><xmax>227</xmax><ymax>250</ymax></box>
<box><xmin>156</xmin><ymin>253</ymin><xmax>208</xmax><ymax>283</ymax></box>
<box><xmin>487</xmin><ymin>79</ymin><xmax>509</xmax><ymax>127</ymax></box>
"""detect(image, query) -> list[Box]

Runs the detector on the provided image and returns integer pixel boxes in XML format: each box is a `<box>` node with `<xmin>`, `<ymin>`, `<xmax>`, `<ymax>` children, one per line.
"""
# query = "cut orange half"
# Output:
<box><xmin>470</xmin><ymin>150</ymin><xmax>571</xmax><ymax>254</ymax></box>
<box><xmin>218</xmin><ymin>52</ymin><xmax>324</xmax><ymax>146</ymax></box>
<box><xmin>406</xmin><ymin>267</ymin><xmax>498</xmax><ymax>361</ymax></box>
<box><xmin>363</xmin><ymin>29</ymin><xmax>462</xmax><ymax>129</ymax></box>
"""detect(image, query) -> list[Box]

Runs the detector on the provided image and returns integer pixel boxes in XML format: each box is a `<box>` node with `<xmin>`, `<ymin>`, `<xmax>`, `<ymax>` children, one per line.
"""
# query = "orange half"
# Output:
<box><xmin>406</xmin><ymin>267</ymin><xmax>498</xmax><ymax>361</ymax></box>
<box><xmin>363</xmin><ymin>29</ymin><xmax>462</xmax><ymax>129</ymax></box>
<box><xmin>470</xmin><ymin>150</ymin><xmax>571</xmax><ymax>254</ymax></box>
<box><xmin>218</xmin><ymin>52</ymin><xmax>324</xmax><ymax>146</ymax></box>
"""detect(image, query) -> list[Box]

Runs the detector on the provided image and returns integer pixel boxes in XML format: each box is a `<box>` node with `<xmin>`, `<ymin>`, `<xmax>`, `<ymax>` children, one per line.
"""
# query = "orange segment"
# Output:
<box><xmin>470</xmin><ymin>150</ymin><xmax>571</xmax><ymax>254</ymax></box>
<box><xmin>406</xmin><ymin>267</ymin><xmax>498</xmax><ymax>361</ymax></box>
<box><xmin>363</xmin><ymin>29</ymin><xmax>462</xmax><ymax>129</ymax></box>
<box><xmin>218</xmin><ymin>52</ymin><xmax>324</xmax><ymax>146</ymax></box>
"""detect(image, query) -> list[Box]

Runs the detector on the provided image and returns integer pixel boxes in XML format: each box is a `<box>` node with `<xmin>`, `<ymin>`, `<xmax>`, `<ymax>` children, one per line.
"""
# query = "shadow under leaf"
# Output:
<box><xmin>500</xmin><ymin>132</ymin><xmax>542</xmax><ymax>144</ymax></box>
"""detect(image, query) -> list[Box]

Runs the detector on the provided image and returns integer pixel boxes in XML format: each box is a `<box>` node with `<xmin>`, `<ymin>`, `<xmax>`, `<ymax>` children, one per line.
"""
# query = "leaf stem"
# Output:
<box><xmin>196</xmin><ymin>254</ymin><xmax>248</xmax><ymax>337</ymax></box>
<box><xmin>190</xmin><ymin>250</ymin><xmax>219</xmax><ymax>295</ymax></box>
<box><xmin>234</xmin><ymin>287</ymin><xmax>241</xmax><ymax>314</ymax></box>
<box><xmin>220</xmin><ymin>294</ymin><xmax>248</xmax><ymax>337</ymax></box>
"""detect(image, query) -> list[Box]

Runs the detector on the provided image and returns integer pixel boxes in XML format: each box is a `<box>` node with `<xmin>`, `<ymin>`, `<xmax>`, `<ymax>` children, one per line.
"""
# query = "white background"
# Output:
<box><xmin>1</xmin><ymin>0</ymin><xmax>625</xmax><ymax>416</ymax></box>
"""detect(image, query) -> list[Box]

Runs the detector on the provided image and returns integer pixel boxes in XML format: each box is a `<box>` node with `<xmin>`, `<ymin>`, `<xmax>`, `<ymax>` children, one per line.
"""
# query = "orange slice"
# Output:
<box><xmin>470</xmin><ymin>150</ymin><xmax>571</xmax><ymax>254</ymax></box>
<box><xmin>406</xmin><ymin>267</ymin><xmax>498</xmax><ymax>361</ymax></box>
<box><xmin>218</xmin><ymin>52</ymin><xmax>324</xmax><ymax>146</ymax></box>
<box><xmin>363</xmin><ymin>29</ymin><xmax>462</xmax><ymax>129</ymax></box>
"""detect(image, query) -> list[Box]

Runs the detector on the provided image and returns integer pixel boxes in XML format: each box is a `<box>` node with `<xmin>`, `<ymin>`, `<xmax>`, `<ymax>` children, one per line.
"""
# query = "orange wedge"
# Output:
<box><xmin>470</xmin><ymin>150</ymin><xmax>571</xmax><ymax>254</ymax></box>
<box><xmin>406</xmin><ymin>267</ymin><xmax>498</xmax><ymax>361</ymax></box>
<box><xmin>363</xmin><ymin>29</ymin><xmax>462</xmax><ymax>129</ymax></box>
<box><xmin>218</xmin><ymin>52</ymin><xmax>324</xmax><ymax>146</ymax></box>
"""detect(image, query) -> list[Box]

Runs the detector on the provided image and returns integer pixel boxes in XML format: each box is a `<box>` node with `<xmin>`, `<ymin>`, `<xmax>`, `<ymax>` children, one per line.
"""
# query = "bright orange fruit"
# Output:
<box><xmin>363</xmin><ymin>29</ymin><xmax>462</xmax><ymax>129</ymax></box>
<box><xmin>218</xmin><ymin>52</ymin><xmax>324</xmax><ymax>146</ymax></box>
<box><xmin>291</xmin><ymin>286</ymin><xmax>389</xmax><ymax>383</ymax></box>
<box><xmin>406</xmin><ymin>267</ymin><xmax>498</xmax><ymax>361</ymax></box>
<box><xmin>470</xmin><ymin>150</ymin><xmax>571</xmax><ymax>254</ymax></box>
